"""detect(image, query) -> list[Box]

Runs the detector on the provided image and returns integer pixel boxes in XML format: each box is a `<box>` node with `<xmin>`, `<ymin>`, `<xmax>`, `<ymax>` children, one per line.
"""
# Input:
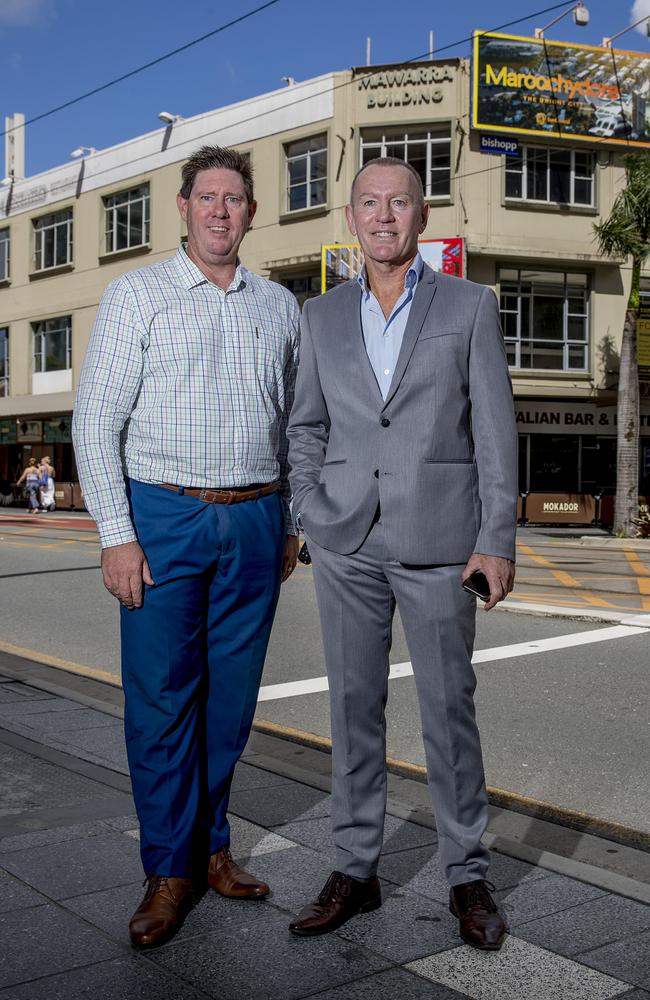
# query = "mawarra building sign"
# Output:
<box><xmin>472</xmin><ymin>31</ymin><xmax>650</xmax><ymax>147</ymax></box>
<box><xmin>356</xmin><ymin>63</ymin><xmax>456</xmax><ymax>109</ymax></box>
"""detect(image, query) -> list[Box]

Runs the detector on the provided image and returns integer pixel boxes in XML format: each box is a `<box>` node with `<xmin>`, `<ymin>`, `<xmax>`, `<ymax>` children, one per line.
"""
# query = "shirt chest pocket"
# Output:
<box><xmin>240</xmin><ymin>325</ymin><xmax>288</xmax><ymax>398</ymax></box>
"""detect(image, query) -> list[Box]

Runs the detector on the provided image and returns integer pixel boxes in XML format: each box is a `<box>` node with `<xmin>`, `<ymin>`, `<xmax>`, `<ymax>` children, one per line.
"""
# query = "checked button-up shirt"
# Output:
<box><xmin>73</xmin><ymin>246</ymin><xmax>300</xmax><ymax>548</ymax></box>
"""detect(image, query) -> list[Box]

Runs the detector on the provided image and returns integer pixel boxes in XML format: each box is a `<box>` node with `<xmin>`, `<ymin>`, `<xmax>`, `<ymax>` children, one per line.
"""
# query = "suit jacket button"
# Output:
<box><xmin>373</xmin><ymin>469</ymin><xmax>379</xmax><ymax>478</ymax></box>
<box><xmin>380</xmin><ymin>417</ymin><xmax>390</xmax><ymax>427</ymax></box>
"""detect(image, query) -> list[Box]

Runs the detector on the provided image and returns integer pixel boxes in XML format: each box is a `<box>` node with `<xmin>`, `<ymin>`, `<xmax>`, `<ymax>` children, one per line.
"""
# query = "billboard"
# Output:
<box><xmin>472</xmin><ymin>31</ymin><xmax>650</xmax><ymax>147</ymax></box>
<box><xmin>321</xmin><ymin>238</ymin><xmax>464</xmax><ymax>292</ymax></box>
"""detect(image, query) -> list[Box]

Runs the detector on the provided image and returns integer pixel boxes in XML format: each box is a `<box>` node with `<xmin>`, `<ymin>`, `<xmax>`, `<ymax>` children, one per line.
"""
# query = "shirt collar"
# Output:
<box><xmin>174</xmin><ymin>245</ymin><xmax>248</xmax><ymax>292</ymax></box>
<box><xmin>357</xmin><ymin>251</ymin><xmax>424</xmax><ymax>296</ymax></box>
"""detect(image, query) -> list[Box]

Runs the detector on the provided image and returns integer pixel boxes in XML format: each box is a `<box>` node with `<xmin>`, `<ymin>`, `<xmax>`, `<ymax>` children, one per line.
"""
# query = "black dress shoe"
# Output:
<box><xmin>449</xmin><ymin>879</ymin><xmax>507</xmax><ymax>951</ymax></box>
<box><xmin>289</xmin><ymin>871</ymin><xmax>381</xmax><ymax>936</ymax></box>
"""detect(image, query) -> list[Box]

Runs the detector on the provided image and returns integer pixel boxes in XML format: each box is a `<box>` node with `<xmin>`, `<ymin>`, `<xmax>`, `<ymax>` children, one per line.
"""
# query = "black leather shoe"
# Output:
<box><xmin>289</xmin><ymin>871</ymin><xmax>381</xmax><ymax>936</ymax></box>
<box><xmin>449</xmin><ymin>879</ymin><xmax>507</xmax><ymax>951</ymax></box>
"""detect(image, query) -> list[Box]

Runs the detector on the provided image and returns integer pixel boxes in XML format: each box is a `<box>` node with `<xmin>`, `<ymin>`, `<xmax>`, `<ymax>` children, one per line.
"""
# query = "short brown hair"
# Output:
<box><xmin>350</xmin><ymin>157</ymin><xmax>424</xmax><ymax>205</ymax></box>
<box><xmin>180</xmin><ymin>145</ymin><xmax>253</xmax><ymax>202</ymax></box>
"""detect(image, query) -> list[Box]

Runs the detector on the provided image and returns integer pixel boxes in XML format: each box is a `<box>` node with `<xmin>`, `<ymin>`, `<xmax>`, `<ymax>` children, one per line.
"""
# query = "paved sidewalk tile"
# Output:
<box><xmin>578</xmin><ymin>930</ymin><xmax>650</xmax><ymax>991</ymax></box>
<box><xmin>407</xmin><ymin>936</ymin><xmax>633</xmax><ymax>999</ymax></box>
<box><xmin>275</xmin><ymin>812</ymin><xmax>437</xmax><ymax>861</ymax></box>
<box><xmin>44</xmin><ymin>725</ymin><xmax>128</xmax><ymax>770</ymax></box>
<box><xmin>0</xmin><ymin>956</ymin><xmax>207</xmax><ymax>999</ymax></box>
<box><xmin>0</xmin><ymin>818</ymin><xmax>116</xmax><ymax>854</ymax></box>
<box><xmin>335</xmin><ymin>885</ymin><xmax>459</xmax><ymax>962</ymax></box>
<box><xmin>229</xmin><ymin>782</ymin><xmax>331</xmax><ymax>828</ymax></box>
<box><xmin>0</xmin><ymin>867</ymin><xmax>46</xmax><ymax>912</ymax></box>
<box><xmin>11</xmin><ymin>708</ymin><xmax>119</xmax><ymax>732</ymax></box>
<box><xmin>0</xmin><ymin>904</ymin><xmax>121</xmax><ymax>989</ymax></box>
<box><xmin>515</xmin><ymin>893</ymin><xmax>650</xmax><ymax>956</ymax></box>
<box><xmin>147</xmin><ymin>903</ymin><xmax>392</xmax><ymax>1000</ymax></box>
<box><xmin>230</xmin><ymin>761</ymin><xmax>297</xmax><ymax>793</ymax></box>
<box><xmin>0</xmin><ymin>697</ymin><xmax>81</xmax><ymax>716</ymax></box>
<box><xmin>1</xmin><ymin>831</ymin><xmax>143</xmax><ymax>899</ymax></box>
<box><xmin>499</xmin><ymin>872</ymin><xmax>608</xmax><ymax>926</ymax></box>
<box><xmin>0</xmin><ymin>743</ymin><xmax>115</xmax><ymax>815</ymax></box>
<box><xmin>379</xmin><ymin>844</ymin><xmax>548</xmax><ymax>904</ymax></box>
<box><xmin>307</xmin><ymin>966</ymin><xmax>468</xmax><ymax>999</ymax></box>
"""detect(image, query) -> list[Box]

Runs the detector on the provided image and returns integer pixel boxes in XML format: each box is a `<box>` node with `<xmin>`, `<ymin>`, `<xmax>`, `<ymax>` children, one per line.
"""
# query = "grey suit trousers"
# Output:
<box><xmin>307</xmin><ymin>518</ymin><xmax>490</xmax><ymax>886</ymax></box>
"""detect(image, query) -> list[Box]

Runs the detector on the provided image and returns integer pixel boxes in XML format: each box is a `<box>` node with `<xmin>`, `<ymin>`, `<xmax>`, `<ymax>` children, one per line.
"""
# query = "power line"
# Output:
<box><xmin>0</xmin><ymin>0</ymin><xmax>282</xmax><ymax>139</ymax></box>
<box><xmin>1</xmin><ymin>0</ymin><xmax>575</xmax><ymax>144</ymax></box>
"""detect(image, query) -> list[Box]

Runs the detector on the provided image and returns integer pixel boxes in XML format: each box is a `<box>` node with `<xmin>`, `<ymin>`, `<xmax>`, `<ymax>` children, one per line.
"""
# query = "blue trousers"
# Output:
<box><xmin>120</xmin><ymin>480</ymin><xmax>285</xmax><ymax>877</ymax></box>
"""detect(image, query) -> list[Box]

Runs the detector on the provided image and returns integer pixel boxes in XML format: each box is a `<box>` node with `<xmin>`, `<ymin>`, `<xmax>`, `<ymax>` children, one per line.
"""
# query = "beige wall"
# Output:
<box><xmin>0</xmin><ymin>60</ymin><xmax>641</xmax><ymax>424</ymax></box>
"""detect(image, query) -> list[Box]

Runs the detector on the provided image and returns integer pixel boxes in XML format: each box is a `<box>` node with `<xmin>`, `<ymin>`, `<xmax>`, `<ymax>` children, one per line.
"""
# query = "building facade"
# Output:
<box><xmin>1</xmin><ymin>59</ymin><xmax>648</xmax><ymax>510</ymax></box>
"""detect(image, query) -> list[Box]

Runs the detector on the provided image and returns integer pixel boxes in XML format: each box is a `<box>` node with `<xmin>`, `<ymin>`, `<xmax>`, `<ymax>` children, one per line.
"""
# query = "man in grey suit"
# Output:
<box><xmin>287</xmin><ymin>158</ymin><xmax>517</xmax><ymax>950</ymax></box>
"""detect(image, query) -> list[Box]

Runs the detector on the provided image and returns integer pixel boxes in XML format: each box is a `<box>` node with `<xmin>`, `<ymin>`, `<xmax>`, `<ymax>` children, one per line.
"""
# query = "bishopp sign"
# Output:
<box><xmin>479</xmin><ymin>135</ymin><xmax>520</xmax><ymax>156</ymax></box>
<box><xmin>472</xmin><ymin>31</ymin><xmax>650</xmax><ymax>147</ymax></box>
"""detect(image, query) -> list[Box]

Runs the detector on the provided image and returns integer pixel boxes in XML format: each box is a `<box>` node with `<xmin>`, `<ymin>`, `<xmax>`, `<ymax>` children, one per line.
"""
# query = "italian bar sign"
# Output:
<box><xmin>472</xmin><ymin>31</ymin><xmax>650</xmax><ymax>147</ymax></box>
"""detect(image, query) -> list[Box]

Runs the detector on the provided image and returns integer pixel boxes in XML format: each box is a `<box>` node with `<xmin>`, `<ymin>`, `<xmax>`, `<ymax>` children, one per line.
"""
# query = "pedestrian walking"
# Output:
<box><xmin>39</xmin><ymin>456</ymin><xmax>56</xmax><ymax>512</ymax></box>
<box><xmin>16</xmin><ymin>458</ymin><xmax>41</xmax><ymax>513</ymax></box>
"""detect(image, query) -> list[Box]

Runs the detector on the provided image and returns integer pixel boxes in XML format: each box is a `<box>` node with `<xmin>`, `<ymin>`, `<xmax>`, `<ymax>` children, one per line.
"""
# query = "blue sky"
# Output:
<box><xmin>2</xmin><ymin>0</ymin><xmax>649</xmax><ymax>178</ymax></box>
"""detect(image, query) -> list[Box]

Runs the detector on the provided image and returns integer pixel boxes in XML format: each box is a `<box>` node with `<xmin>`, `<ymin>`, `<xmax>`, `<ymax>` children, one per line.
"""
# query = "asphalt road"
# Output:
<box><xmin>1</xmin><ymin>511</ymin><xmax>648</xmax><ymax>833</ymax></box>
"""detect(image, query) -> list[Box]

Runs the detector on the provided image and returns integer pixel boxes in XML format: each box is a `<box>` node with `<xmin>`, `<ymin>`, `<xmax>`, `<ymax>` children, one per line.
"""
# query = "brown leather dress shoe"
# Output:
<box><xmin>289</xmin><ymin>871</ymin><xmax>382</xmax><ymax>936</ymax></box>
<box><xmin>129</xmin><ymin>875</ymin><xmax>193</xmax><ymax>949</ymax></box>
<box><xmin>207</xmin><ymin>846</ymin><xmax>270</xmax><ymax>899</ymax></box>
<box><xmin>449</xmin><ymin>879</ymin><xmax>507</xmax><ymax>951</ymax></box>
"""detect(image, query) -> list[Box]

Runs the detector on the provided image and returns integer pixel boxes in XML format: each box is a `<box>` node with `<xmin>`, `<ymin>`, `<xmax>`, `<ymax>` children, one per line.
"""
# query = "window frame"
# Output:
<box><xmin>103</xmin><ymin>183</ymin><xmax>151</xmax><ymax>255</ymax></box>
<box><xmin>32</xmin><ymin>316</ymin><xmax>72</xmax><ymax>374</ymax></box>
<box><xmin>0</xmin><ymin>327</ymin><xmax>8</xmax><ymax>397</ymax></box>
<box><xmin>284</xmin><ymin>133</ymin><xmax>328</xmax><ymax>214</ymax></box>
<box><xmin>0</xmin><ymin>229</ymin><xmax>10</xmax><ymax>282</ymax></box>
<box><xmin>359</xmin><ymin>123</ymin><xmax>453</xmax><ymax>201</ymax></box>
<box><xmin>505</xmin><ymin>145</ymin><xmax>595</xmax><ymax>208</ymax></box>
<box><xmin>498</xmin><ymin>268</ymin><xmax>590</xmax><ymax>373</ymax></box>
<box><xmin>32</xmin><ymin>208</ymin><xmax>73</xmax><ymax>272</ymax></box>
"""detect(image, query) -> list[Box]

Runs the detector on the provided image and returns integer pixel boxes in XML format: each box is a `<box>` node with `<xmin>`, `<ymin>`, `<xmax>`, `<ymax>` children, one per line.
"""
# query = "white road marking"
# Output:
<box><xmin>257</xmin><ymin>624</ymin><xmax>649</xmax><ymax>702</ymax></box>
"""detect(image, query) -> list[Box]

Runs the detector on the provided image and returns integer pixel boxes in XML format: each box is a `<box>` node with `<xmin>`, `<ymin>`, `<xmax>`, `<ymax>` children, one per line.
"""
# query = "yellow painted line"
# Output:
<box><xmin>517</xmin><ymin>544</ymin><xmax>612</xmax><ymax>608</ymax></box>
<box><xmin>0</xmin><ymin>640</ymin><xmax>120</xmax><ymax>687</ymax></box>
<box><xmin>623</xmin><ymin>550</ymin><xmax>650</xmax><ymax>610</ymax></box>
<box><xmin>0</xmin><ymin>538</ymin><xmax>66</xmax><ymax>551</ymax></box>
<box><xmin>252</xmin><ymin>720</ymin><xmax>650</xmax><ymax>850</ymax></box>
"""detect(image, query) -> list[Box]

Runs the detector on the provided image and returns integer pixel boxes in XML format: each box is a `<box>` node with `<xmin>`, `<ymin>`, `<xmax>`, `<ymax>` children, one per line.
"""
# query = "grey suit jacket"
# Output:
<box><xmin>287</xmin><ymin>267</ymin><xmax>518</xmax><ymax>565</ymax></box>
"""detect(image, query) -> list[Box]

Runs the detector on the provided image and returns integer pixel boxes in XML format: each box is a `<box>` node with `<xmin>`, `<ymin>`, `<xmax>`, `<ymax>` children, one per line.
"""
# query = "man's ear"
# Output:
<box><xmin>247</xmin><ymin>199</ymin><xmax>258</xmax><ymax>229</ymax></box>
<box><xmin>176</xmin><ymin>192</ymin><xmax>188</xmax><ymax>221</ymax></box>
<box><xmin>345</xmin><ymin>203</ymin><xmax>357</xmax><ymax>237</ymax></box>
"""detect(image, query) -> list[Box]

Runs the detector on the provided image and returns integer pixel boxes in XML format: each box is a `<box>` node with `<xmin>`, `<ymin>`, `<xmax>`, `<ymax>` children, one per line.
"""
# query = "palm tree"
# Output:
<box><xmin>594</xmin><ymin>153</ymin><xmax>650</xmax><ymax>536</ymax></box>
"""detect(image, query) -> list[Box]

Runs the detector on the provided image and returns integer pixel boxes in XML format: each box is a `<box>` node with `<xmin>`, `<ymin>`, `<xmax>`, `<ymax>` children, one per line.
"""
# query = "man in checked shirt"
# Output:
<box><xmin>73</xmin><ymin>146</ymin><xmax>300</xmax><ymax>948</ymax></box>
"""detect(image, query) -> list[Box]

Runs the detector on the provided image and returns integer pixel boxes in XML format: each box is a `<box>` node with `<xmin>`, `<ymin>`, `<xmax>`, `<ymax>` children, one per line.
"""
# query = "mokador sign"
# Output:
<box><xmin>472</xmin><ymin>31</ymin><xmax>650</xmax><ymax>147</ymax></box>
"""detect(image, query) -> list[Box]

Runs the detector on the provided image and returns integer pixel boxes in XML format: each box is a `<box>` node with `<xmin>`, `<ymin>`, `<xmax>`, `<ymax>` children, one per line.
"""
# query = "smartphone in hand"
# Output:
<box><xmin>462</xmin><ymin>570</ymin><xmax>491</xmax><ymax>602</ymax></box>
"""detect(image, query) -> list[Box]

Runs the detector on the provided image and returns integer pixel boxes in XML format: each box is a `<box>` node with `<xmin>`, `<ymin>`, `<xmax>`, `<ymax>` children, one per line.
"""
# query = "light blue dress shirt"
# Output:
<box><xmin>357</xmin><ymin>252</ymin><xmax>424</xmax><ymax>399</ymax></box>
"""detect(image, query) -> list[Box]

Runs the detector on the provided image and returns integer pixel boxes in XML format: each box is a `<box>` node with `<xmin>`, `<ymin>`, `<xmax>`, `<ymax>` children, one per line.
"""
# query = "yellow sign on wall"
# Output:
<box><xmin>638</xmin><ymin>316</ymin><xmax>650</xmax><ymax>380</ymax></box>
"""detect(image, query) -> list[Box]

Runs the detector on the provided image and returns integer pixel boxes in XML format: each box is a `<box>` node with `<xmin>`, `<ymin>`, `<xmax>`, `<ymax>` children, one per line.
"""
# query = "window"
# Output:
<box><xmin>360</xmin><ymin>127</ymin><xmax>451</xmax><ymax>198</ymax></box>
<box><xmin>505</xmin><ymin>147</ymin><xmax>594</xmax><ymax>207</ymax></box>
<box><xmin>641</xmin><ymin>276</ymin><xmax>650</xmax><ymax>307</ymax></box>
<box><xmin>280</xmin><ymin>274</ymin><xmax>320</xmax><ymax>308</ymax></box>
<box><xmin>32</xmin><ymin>316</ymin><xmax>71</xmax><ymax>373</ymax></box>
<box><xmin>0</xmin><ymin>229</ymin><xmax>9</xmax><ymax>281</ymax></box>
<box><xmin>285</xmin><ymin>135</ymin><xmax>327</xmax><ymax>212</ymax></box>
<box><xmin>0</xmin><ymin>328</ymin><xmax>8</xmax><ymax>396</ymax></box>
<box><xmin>104</xmin><ymin>184</ymin><xmax>150</xmax><ymax>253</ymax></box>
<box><xmin>33</xmin><ymin>209</ymin><xmax>73</xmax><ymax>271</ymax></box>
<box><xmin>499</xmin><ymin>269</ymin><xmax>589</xmax><ymax>371</ymax></box>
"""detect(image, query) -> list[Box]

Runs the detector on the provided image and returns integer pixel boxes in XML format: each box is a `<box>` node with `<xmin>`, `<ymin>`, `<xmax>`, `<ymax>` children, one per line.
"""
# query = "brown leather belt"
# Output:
<box><xmin>159</xmin><ymin>480</ymin><xmax>280</xmax><ymax>505</ymax></box>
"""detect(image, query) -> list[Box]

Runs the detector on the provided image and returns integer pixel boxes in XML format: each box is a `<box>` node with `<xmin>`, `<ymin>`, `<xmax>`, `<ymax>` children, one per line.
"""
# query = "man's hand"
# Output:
<box><xmin>281</xmin><ymin>535</ymin><xmax>299</xmax><ymax>582</ymax></box>
<box><xmin>101</xmin><ymin>541</ymin><xmax>154</xmax><ymax>609</ymax></box>
<box><xmin>462</xmin><ymin>553</ymin><xmax>515</xmax><ymax>612</ymax></box>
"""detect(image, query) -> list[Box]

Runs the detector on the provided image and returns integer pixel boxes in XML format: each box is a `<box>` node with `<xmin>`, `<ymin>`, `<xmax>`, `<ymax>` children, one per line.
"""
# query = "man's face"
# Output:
<box><xmin>176</xmin><ymin>168</ymin><xmax>256</xmax><ymax>270</ymax></box>
<box><xmin>345</xmin><ymin>164</ymin><xmax>428</xmax><ymax>267</ymax></box>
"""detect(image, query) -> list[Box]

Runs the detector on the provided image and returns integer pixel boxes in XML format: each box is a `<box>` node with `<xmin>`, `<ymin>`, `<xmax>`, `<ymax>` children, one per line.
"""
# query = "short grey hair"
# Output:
<box><xmin>350</xmin><ymin>157</ymin><xmax>424</xmax><ymax>205</ymax></box>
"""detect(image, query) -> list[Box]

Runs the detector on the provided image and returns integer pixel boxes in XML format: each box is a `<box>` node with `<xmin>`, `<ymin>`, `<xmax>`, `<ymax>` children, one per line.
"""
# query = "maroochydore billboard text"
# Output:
<box><xmin>472</xmin><ymin>31</ymin><xmax>650</xmax><ymax>147</ymax></box>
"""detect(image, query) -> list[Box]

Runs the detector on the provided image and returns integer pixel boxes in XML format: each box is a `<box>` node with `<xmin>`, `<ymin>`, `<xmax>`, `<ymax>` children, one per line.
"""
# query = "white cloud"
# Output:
<box><xmin>0</xmin><ymin>0</ymin><xmax>53</xmax><ymax>27</ymax></box>
<box><xmin>631</xmin><ymin>0</ymin><xmax>650</xmax><ymax>36</ymax></box>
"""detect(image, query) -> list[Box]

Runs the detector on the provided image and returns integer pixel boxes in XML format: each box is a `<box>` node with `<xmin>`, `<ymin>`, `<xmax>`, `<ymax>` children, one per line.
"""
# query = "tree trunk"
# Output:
<box><xmin>614</xmin><ymin>308</ymin><xmax>639</xmax><ymax>536</ymax></box>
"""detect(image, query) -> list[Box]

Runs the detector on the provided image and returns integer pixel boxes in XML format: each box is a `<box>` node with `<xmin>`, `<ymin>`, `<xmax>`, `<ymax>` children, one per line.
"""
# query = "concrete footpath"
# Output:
<box><xmin>0</xmin><ymin>656</ymin><xmax>649</xmax><ymax>1000</ymax></box>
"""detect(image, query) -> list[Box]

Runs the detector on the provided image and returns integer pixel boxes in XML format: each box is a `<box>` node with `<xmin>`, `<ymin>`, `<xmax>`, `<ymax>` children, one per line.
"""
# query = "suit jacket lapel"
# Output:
<box><xmin>382</xmin><ymin>270</ymin><xmax>437</xmax><ymax>410</ymax></box>
<box><xmin>340</xmin><ymin>280</ymin><xmax>385</xmax><ymax>406</ymax></box>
